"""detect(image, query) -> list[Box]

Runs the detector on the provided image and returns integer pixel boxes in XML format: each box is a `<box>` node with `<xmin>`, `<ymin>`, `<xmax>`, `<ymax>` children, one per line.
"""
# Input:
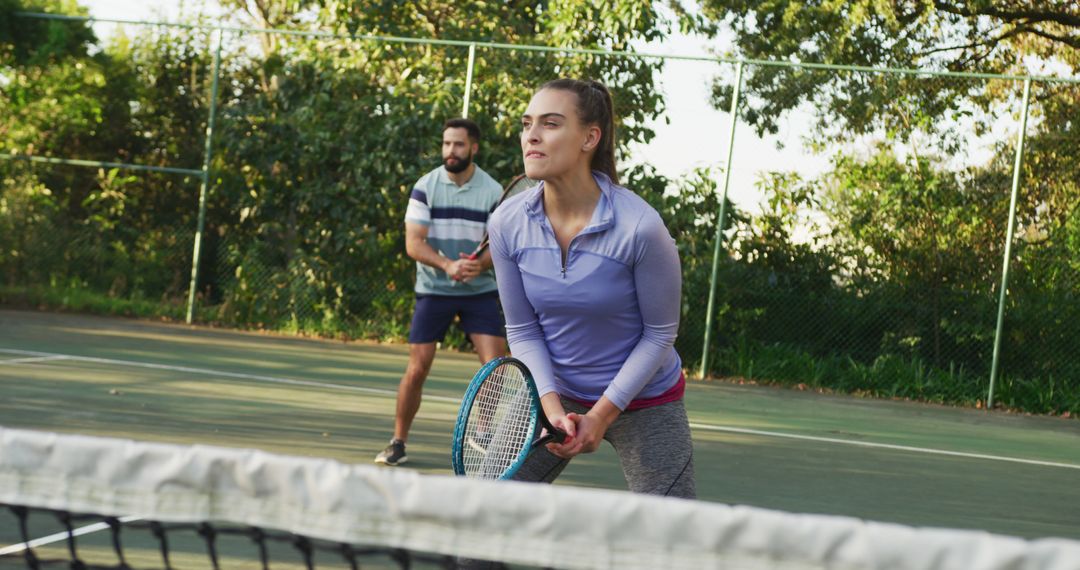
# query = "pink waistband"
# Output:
<box><xmin>567</xmin><ymin>371</ymin><xmax>686</xmax><ymax>411</ymax></box>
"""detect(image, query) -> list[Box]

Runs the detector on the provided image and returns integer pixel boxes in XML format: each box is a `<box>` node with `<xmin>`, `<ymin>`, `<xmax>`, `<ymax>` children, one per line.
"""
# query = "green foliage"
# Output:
<box><xmin>1</xmin><ymin>4</ymin><xmax>213</xmax><ymax>306</ymax></box>
<box><xmin>825</xmin><ymin>149</ymin><xmax>1006</xmax><ymax>291</ymax></box>
<box><xmin>682</xmin><ymin>146</ymin><xmax>1078</xmax><ymax>416</ymax></box>
<box><xmin>0</xmin><ymin>0</ymin><xmax>95</xmax><ymax>65</ymax></box>
<box><xmin>3</xmin><ymin>2</ymin><xmax>1078</xmax><ymax>417</ymax></box>
<box><xmin>695</xmin><ymin>1</ymin><xmax>1078</xmax><ymax>139</ymax></box>
<box><xmin>0</xmin><ymin>281</ymin><xmax>186</xmax><ymax>319</ymax></box>
<box><xmin>0</xmin><ymin>165</ymin><xmax>60</xmax><ymax>286</ymax></box>
<box><xmin>713</xmin><ymin>338</ymin><xmax>992</xmax><ymax>407</ymax></box>
<box><xmin>3</xmin><ymin>1</ymin><xmax>673</xmax><ymax>339</ymax></box>
<box><xmin>2</xmin><ymin>1</ymin><xmax>113</xmax><ymax>221</ymax></box>
<box><xmin>198</xmin><ymin>0</ymin><xmax>671</xmax><ymax>336</ymax></box>
<box><xmin>681</xmin><ymin>1</ymin><xmax>1079</xmax><ymax>415</ymax></box>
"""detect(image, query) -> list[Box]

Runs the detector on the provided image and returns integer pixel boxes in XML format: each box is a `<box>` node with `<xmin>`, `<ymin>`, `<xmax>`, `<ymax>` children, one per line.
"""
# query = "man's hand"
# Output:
<box><xmin>446</xmin><ymin>253</ymin><xmax>484</xmax><ymax>282</ymax></box>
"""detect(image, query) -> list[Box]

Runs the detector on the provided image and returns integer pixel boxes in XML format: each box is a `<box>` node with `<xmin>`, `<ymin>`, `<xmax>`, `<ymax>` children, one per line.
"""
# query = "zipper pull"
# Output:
<box><xmin>561</xmin><ymin>265</ymin><xmax>567</xmax><ymax>278</ymax></box>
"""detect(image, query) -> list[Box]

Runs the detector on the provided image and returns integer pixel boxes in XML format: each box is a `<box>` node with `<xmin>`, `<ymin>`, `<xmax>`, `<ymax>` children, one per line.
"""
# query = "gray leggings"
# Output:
<box><xmin>511</xmin><ymin>397</ymin><xmax>696</xmax><ymax>498</ymax></box>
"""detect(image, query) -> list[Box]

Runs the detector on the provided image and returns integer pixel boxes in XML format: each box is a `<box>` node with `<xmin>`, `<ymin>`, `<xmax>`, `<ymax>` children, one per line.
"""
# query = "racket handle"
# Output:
<box><xmin>468</xmin><ymin>241</ymin><xmax>489</xmax><ymax>260</ymax></box>
<box><xmin>534</xmin><ymin>427</ymin><xmax>568</xmax><ymax>448</ymax></box>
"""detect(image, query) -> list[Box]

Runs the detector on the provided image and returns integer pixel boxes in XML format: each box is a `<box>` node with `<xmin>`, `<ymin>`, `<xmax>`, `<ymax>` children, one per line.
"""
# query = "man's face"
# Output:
<box><xmin>442</xmin><ymin>127</ymin><xmax>477</xmax><ymax>174</ymax></box>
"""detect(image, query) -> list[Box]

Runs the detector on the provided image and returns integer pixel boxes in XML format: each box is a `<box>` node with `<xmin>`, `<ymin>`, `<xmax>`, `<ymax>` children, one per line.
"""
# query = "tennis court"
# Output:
<box><xmin>2</xmin><ymin>308</ymin><xmax>1079</xmax><ymax>544</ymax></box>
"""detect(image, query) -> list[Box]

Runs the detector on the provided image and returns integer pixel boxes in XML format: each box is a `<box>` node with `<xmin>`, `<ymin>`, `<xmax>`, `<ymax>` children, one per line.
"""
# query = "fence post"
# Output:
<box><xmin>186</xmin><ymin>27</ymin><xmax>225</xmax><ymax>324</ymax></box>
<box><xmin>462</xmin><ymin>43</ymin><xmax>477</xmax><ymax>118</ymax></box>
<box><xmin>987</xmin><ymin>77</ymin><xmax>1032</xmax><ymax>409</ymax></box>
<box><xmin>699</xmin><ymin>61</ymin><xmax>744</xmax><ymax>379</ymax></box>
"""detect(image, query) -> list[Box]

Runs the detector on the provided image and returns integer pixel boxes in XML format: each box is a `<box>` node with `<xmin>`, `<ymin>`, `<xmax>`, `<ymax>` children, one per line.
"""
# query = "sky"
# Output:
<box><xmin>77</xmin><ymin>0</ymin><xmax>829</xmax><ymax>211</ymax></box>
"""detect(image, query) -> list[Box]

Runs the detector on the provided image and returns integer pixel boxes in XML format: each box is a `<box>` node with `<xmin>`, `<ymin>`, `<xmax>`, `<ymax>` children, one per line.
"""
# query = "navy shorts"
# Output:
<box><xmin>408</xmin><ymin>292</ymin><xmax>506</xmax><ymax>344</ymax></box>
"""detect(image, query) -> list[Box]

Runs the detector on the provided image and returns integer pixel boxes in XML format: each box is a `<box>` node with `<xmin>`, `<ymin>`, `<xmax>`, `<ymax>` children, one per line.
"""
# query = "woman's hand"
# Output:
<box><xmin>544</xmin><ymin>413</ymin><xmax>579</xmax><ymax>459</ymax></box>
<box><xmin>545</xmin><ymin>396</ymin><xmax>621</xmax><ymax>458</ymax></box>
<box><xmin>540</xmin><ymin>393</ymin><xmax>578</xmax><ymax>459</ymax></box>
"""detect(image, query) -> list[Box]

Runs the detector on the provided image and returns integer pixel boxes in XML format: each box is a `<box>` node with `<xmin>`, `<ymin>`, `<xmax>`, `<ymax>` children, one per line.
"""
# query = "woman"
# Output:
<box><xmin>487</xmin><ymin>79</ymin><xmax>695</xmax><ymax>498</ymax></box>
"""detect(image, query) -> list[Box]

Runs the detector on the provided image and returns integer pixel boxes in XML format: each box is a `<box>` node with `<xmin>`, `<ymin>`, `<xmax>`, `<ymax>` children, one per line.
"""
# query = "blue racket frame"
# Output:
<box><xmin>451</xmin><ymin>356</ymin><xmax>542</xmax><ymax>479</ymax></box>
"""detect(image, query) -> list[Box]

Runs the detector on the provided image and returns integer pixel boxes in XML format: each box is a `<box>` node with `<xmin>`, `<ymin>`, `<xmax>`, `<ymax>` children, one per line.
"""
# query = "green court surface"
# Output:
<box><xmin>2</xmin><ymin>308</ymin><xmax>1079</xmax><ymax>546</ymax></box>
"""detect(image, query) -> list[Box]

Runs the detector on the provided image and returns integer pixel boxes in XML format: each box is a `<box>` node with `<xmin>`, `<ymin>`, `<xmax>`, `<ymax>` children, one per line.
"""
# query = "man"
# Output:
<box><xmin>375</xmin><ymin>118</ymin><xmax>508</xmax><ymax>466</ymax></box>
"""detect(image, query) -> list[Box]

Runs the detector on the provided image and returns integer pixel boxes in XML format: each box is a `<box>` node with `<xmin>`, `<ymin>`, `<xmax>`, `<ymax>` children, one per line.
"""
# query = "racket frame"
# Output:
<box><xmin>451</xmin><ymin>356</ymin><xmax>563</xmax><ymax>479</ymax></box>
<box><xmin>467</xmin><ymin>174</ymin><xmax>535</xmax><ymax>260</ymax></box>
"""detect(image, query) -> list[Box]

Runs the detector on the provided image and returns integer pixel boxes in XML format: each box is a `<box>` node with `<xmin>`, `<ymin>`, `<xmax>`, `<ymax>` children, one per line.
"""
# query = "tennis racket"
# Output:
<box><xmin>467</xmin><ymin>174</ymin><xmax>536</xmax><ymax>260</ymax></box>
<box><xmin>451</xmin><ymin>357</ymin><xmax>566</xmax><ymax>480</ymax></box>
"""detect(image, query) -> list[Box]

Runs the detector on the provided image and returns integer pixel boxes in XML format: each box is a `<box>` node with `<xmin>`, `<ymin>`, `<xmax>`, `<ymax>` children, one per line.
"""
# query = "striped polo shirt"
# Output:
<box><xmin>405</xmin><ymin>165</ymin><xmax>503</xmax><ymax>295</ymax></box>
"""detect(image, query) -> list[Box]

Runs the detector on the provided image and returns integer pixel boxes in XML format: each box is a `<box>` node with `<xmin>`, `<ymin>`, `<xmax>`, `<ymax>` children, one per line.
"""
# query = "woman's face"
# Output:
<box><xmin>520</xmin><ymin>88</ymin><xmax>601</xmax><ymax>181</ymax></box>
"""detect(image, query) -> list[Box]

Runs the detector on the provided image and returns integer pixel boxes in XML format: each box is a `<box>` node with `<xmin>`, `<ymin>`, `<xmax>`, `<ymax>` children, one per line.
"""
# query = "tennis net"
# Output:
<box><xmin>2</xmin><ymin>426</ymin><xmax>1079</xmax><ymax>570</ymax></box>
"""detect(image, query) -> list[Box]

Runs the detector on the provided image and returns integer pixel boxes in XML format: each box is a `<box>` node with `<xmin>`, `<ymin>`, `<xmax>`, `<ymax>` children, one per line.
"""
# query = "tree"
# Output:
<box><xmin>691</xmin><ymin>0</ymin><xmax>1078</xmax><ymax>135</ymax></box>
<box><xmin>0</xmin><ymin>0</ymin><xmax>95</xmax><ymax>65</ymax></box>
<box><xmin>1</xmin><ymin>1</ymin><xmax>222</xmax><ymax>301</ymax></box>
<box><xmin>203</xmin><ymin>1</ymin><xmax>674</xmax><ymax>335</ymax></box>
<box><xmin>683</xmin><ymin>1</ymin><xmax>1080</xmax><ymax>402</ymax></box>
<box><xmin>688</xmin><ymin>0</ymin><xmax>1078</xmax><ymax>269</ymax></box>
<box><xmin>1</xmin><ymin>0</ymin><xmax>120</xmax><ymax>289</ymax></box>
<box><xmin>3</xmin><ymin>0</ymin><xmax>677</xmax><ymax>334</ymax></box>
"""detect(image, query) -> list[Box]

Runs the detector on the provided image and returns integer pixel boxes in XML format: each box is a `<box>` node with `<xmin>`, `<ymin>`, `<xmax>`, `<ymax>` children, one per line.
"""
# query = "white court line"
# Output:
<box><xmin>3</xmin><ymin>348</ymin><xmax>1077</xmax><ymax>471</ymax></box>
<box><xmin>1</xmin><ymin>355</ymin><xmax>70</xmax><ymax>365</ymax></box>
<box><xmin>689</xmin><ymin>423</ymin><xmax>1080</xmax><ymax>471</ymax></box>
<box><xmin>0</xmin><ymin>516</ymin><xmax>142</xmax><ymax>555</ymax></box>
<box><xmin>0</xmin><ymin>347</ymin><xmax>461</xmax><ymax>404</ymax></box>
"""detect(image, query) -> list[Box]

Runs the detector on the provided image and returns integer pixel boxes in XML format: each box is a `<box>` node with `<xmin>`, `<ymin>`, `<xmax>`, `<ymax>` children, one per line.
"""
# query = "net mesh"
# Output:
<box><xmin>461</xmin><ymin>363</ymin><xmax>536</xmax><ymax>479</ymax></box>
<box><xmin>1</xmin><ymin>508</ymin><xmax>453</xmax><ymax>569</ymax></box>
<box><xmin>3</xmin><ymin>427</ymin><xmax>1080</xmax><ymax>570</ymax></box>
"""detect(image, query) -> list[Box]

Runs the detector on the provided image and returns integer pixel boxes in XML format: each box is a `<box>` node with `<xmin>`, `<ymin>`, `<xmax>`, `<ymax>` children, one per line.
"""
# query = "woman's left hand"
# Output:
<box><xmin>557</xmin><ymin>397</ymin><xmax>621</xmax><ymax>456</ymax></box>
<box><xmin>563</xmin><ymin>411</ymin><xmax>609</xmax><ymax>454</ymax></box>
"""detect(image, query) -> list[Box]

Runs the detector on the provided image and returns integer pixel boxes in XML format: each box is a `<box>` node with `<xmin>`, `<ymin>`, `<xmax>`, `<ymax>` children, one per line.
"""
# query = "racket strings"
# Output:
<box><xmin>461</xmin><ymin>365</ymin><xmax>535</xmax><ymax>478</ymax></box>
<box><xmin>505</xmin><ymin>176</ymin><xmax>535</xmax><ymax>198</ymax></box>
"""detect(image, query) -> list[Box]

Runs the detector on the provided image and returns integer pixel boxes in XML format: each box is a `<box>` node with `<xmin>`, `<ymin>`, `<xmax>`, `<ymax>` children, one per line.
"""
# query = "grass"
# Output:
<box><xmin>709</xmin><ymin>337</ymin><xmax>1078</xmax><ymax>417</ymax></box>
<box><xmin>0</xmin><ymin>284</ymin><xmax>184</xmax><ymax>320</ymax></box>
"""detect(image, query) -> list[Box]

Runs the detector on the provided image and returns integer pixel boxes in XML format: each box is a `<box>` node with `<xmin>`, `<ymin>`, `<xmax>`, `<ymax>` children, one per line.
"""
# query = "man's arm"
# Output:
<box><xmin>405</xmin><ymin>222</ymin><xmax>482</xmax><ymax>282</ymax></box>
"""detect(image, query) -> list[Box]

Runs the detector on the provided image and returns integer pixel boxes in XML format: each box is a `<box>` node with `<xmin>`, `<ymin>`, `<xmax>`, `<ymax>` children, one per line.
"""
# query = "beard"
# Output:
<box><xmin>443</xmin><ymin>152</ymin><xmax>473</xmax><ymax>174</ymax></box>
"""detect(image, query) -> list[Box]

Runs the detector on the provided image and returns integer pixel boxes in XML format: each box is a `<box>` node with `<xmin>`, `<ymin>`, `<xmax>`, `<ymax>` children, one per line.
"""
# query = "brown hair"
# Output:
<box><xmin>443</xmin><ymin>118</ymin><xmax>481</xmax><ymax>142</ymax></box>
<box><xmin>540</xmin><ymin>78</ymin><xmax>618</xmax><ymax>184</ymax></box>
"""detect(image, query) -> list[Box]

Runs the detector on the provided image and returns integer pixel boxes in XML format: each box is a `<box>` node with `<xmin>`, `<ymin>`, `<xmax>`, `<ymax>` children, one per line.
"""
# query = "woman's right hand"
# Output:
<box><xmin>540</xmin><ymin>393</ymin><xmax>578</xmax><ymax>459</ymax></box>
<box><xmin>544</xmin><ymin>413</ymin><xmax>579</xmax><ymax>459</ymax></box>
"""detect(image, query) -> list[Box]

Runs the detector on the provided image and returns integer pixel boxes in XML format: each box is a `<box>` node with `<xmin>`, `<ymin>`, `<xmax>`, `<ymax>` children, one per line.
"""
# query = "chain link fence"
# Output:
<box><xmin>989</xmin><ymin>80</ymin><xmax>1080</xmax><ymax>413</ymax></box>
<box><xmin>694</xmin><ymin>70</ymin><xmax>1021</xmax><ymax>406</ymax></box>
<box><xmin>2</xmin><ymin>12</ymin><xmax>1078</xmax><ymax>415</ymax></box>
<box><xmin>0</xmin><ymin>160</ymin><xmax>198</xmax><ymax>318</ymax></box>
